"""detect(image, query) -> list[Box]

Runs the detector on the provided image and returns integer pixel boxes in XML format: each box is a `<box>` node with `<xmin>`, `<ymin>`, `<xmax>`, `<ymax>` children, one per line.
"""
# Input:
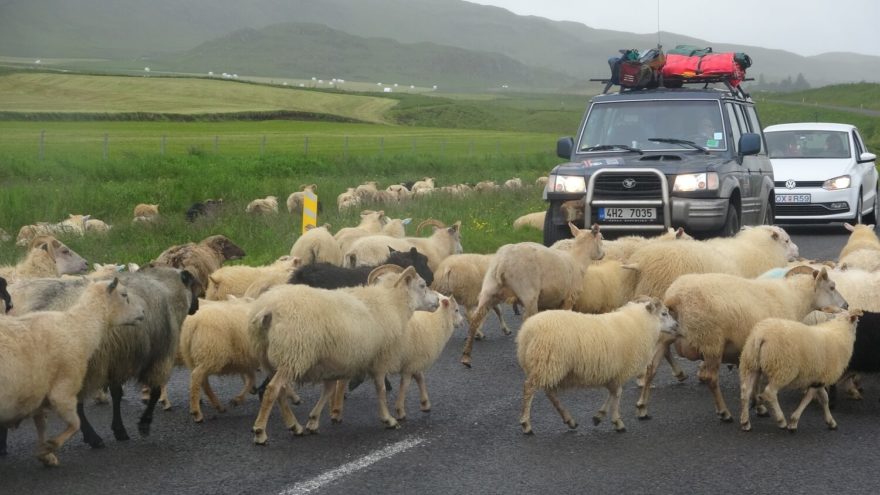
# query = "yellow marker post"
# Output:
<box><xmin>302</xmin><ymin>190</ymin><xmax>318</xmax><ymax>234</ymax></box>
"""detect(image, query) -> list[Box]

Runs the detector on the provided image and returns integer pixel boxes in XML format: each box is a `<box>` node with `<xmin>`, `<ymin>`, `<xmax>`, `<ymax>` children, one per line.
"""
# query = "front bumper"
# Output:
<box><xmin>773</xmin><ymin>187</ymin><xmax>852</xmax><ymax>222</ymax></box>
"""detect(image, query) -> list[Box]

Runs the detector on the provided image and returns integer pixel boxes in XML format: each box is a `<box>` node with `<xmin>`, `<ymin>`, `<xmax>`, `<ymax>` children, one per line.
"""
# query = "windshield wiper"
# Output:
<box><xmin>648</xmin><ymin>138</ymin><xmax>709</xmax><ymax>153</ymax></box>
<box><xmin>581</xmin><ymin>144</ymin><xmax>643</xmax><ymax>155</ymax></box>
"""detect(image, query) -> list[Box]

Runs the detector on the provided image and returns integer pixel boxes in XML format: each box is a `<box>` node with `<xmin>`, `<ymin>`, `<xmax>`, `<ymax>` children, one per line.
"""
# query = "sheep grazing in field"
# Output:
<box><xmin>179</xmin><ymin>297</ymin><xmax>263</xmax><ymax>423</ymax></box>
<box><xmin>739</xmin><ymin>310</ymin><xmax>860</xmax><ymax>432</ymax></box>
<box><xmin>535</xmin><ymin>176</ymin><xmax>549</xmax><ymax>188</ymax></box>
<box><xmin>206</xmin><ymin>256</ymin><xmax>301</xmax><ymax>301</ymax></box>
<box><xmin>637</xmin><ymin>267</ymin><xmax>848</xmax><ymax>422</ymax></box>
<box><xmin>1</xmin><ymin>277</ymin><xmax>11</xmax><ymax>313</ymax></box>
<box><xmin>431</xmin><ymin>253</ymin><xmax>514</xmax><ymax>339</ymax></box>
<box><xmin>248</xmin><ymin>265</ymin><xmax>439</xmax><ymax>443</ymax></box>
<box><xmin>245</xmin><ymin>195</ymin><xmax>279</xmax><ymax>215</ymax></box>
<box><xmin>15</xmin><ymin>214</ymin><xmax>89</xmax><ymax>246</ymax></box>
<box><xmin>461</xmin><ymin>223</ymin><xmax>604</xmax><ymax>367</ymax></box>
<box><xmin>0</xmin><ymin>278</ymin><xmax>146</xmax><ymax>466</ymax></box>
<box><xmin>838</xmin><ymin>223</ymin><xmax>880</xmax><ymax>270</ymax></box>
<box><xmin>0</xmin><ymin>236</ymin><xmax>88</xmax><ymax>282</ymax></box>
<box><xmin>185</xmin><ymin>199</ymin><xmax>224</xmax><ymax>222</ymax></box>
<box><xmin>410</xmin><ymin>177</ymin><xmax>435</xmax><ymax>196</ymax></box>
<box><xmin>291</xmin><ymin>247</ymin><xmax>434</xmax><ymax>289</ymax></box>
<box><xmin>504</xmin><ymin>177</ymin><xmax>523</xmax><ymax>189</ymax></box>
<box><xmin>517</xmin><ymin>297</ymin><xmax>678</xmax><ymax>435</ymax></box>
<box><xmin>473</xmin><ymin>180</ymin><xmax>499</xmax><ymax>193</ymax></box>
<box><xmin>152</xmin><ymin>234</ymin><xmax>246</xmax><ymax>297</ymax></box>
<box><xmin>336</xmin><ymin>188</ymin><xmax>361</xmax><ymax>211</ymax></box>
<box><xmin>624</xmin><ymin>225</ymin><xmax>799</xmax><ymax>299</ymax></box>
<box><xmin>386</xmin><ymin>184</ymin><xmax>412</xmax><ymax>202</ymax></box>
<box><xmin>513</xmin><ymin>211</ymin><xmax>545</xmax><ymax>231</ymax></box>
<box><xmin>355</xmin><ymin>181</ymin><xmax>381</xmax><ymax>202</ymax></box>
<box><xmin>286</xmin><ymin>184</ymin><xmax>318</xmax><ymax>214</ymax></box>
<box><xmin>133</xmin><ymin>203</ymin><xmax>160</xmax><ymax>224</ymax></box>
<box><xmin>85</xmin><ymin>218</ymin><xmax>111</xmax><ymax>233</ymax></box>
<box><xmin>290</xmin><ymin>224</ymin><xmax>344</xmax><ymax>266</ymax></box>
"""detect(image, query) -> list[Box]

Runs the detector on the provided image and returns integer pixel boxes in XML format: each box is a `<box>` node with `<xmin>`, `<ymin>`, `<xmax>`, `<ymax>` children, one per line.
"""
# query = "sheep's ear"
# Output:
<box><xmin>291</xmin><ymin>256</ymin><xmax>303</xmax><ymax>268</ymax></box>
<box><xmin>441</xmin><ymin>297</ymin><xmax>450</xmax><ymax>308</ymax></box>
<box><xmin>675</xmin><ymin>227</ymin><xmax>685</xmax><ymax>238</ymax></box>
<box><xmin>107</xmin><ymin>277</ymin><xmax>119</xmax><ymax>294</ymax></box>
<box><xmin>568</xmin><ymin>222</ymin><xmax>580</xmax><ymax>237</ymax></box>
<box><xmin>771</xmin><ymin>231</ymin><xmax>780</xmax><ymax>241</ymax></box>
<box><xmin>844</xmin><ymin>222</ymin><xmax>855</xmax><ymax>232</ymax></box>
<box><xmin>388</xmin><ymin>246</ymin><xmax>397</xmax><ymax>253</ymax></box>
<box><xmin>621</xmin><ymin>263</ymin><xmax>640</xmax><ymax>272</ymax></box>
<box><xmin>260</xmin><ymin>312</ymin><xmax>273</xmax><ymax>330</ymax></box>
<box><xmin>448</xmin><ymin>221</ymin><xmax>461</xmax><ymax>234</ymax></box>
<box><xmin>590</xmin><ymin>223</ymin><xmax>600</xmax><ymax>235</ymax></box>
<box><xmin>209</xmin><ymin>275</ymin><xmax>219</xmax><ymax>286</ymax></box>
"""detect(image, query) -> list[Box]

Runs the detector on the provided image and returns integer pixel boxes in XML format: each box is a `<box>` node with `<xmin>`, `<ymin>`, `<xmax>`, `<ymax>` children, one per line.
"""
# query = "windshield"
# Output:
<box><xmin>580</xmin><ymin>99</ymin><xmax>726</xmax><ymax>152</ymax></box>
<box><xmin>765</xmin><ymin>130</ymin><xmax>850</xmax><ymax>159</ymax></box>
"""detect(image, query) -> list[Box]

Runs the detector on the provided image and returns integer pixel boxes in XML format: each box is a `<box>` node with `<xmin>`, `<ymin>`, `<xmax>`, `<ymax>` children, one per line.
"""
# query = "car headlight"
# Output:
<box><xmin>549</xmin><ymin>174</ymin><xmax>586</xmax><ymax>193</ymax></box>
<box><xmin>673</xmin><ymin>172</ymin><xmax>719</xmax><ymax>192</ymax></box>
<box><xmin>822</xmin><ymin>175</ymin><xmax>851</xmax><ymax>190</ymax></box>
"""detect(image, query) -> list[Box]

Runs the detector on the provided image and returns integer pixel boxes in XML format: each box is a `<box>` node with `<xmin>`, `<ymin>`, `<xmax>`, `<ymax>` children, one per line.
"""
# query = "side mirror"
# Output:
<box><xmin>557</xmin><ymin>137</ymin><xmax>574</xmax><ymax>159</ymax></box>
<box><xmin>739</xmin><ymin>133</ymin><xmax>761</xmax><ymax>156</ymax></box>
<box><xmin>859</xmin><ymin>152</ymin><xmax>877</xmax><ymax>163</ymax></box>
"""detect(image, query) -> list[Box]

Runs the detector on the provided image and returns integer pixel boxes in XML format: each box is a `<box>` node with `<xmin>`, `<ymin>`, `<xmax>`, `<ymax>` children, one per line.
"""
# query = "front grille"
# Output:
<box><xmin>776</xmin><ymin>203</ymin><xmax>847</xmax><ymax>216</ymax></box>
<box><xmin>774</xmin><ymin>181</ymin><xmax>824</xmax><ymax>188</ymax></box>
<box><xmin>593</xmin><ymin>173</ymin><xmax>664</xmax><ymax>198</ymax></box>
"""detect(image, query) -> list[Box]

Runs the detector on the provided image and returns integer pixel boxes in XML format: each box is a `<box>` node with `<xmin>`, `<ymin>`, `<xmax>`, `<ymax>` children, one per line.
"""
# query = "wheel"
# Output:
<box><xmin>864</xmin><ymin>187</ymin><xmax>879</xmax><ymax>225</ymax></box>
<box><xmin>542</xmin><ymin>204</ymin><xmax>572</xmax><ymax>247</ymax></box>
<box><xmin>761</xmin><ymin>199</ymin><xmax>774</xmax><ymax>226</ymax></box>
<box><xmin>718</xmin><ymin>203</ymin><xmax>740</xmax><ymax>238</ymax></box>
<box><xmin>851</xmin><ymin>193</ymin><xmax>863</xmax><ymax>225</ymax></box>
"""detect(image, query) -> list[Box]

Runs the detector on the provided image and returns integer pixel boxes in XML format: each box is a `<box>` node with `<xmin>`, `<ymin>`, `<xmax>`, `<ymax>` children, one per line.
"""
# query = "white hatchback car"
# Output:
<box><xmin>765</xmin><ymin>122</ymin><xmax>878</xmax><ymax>224</ymax></box>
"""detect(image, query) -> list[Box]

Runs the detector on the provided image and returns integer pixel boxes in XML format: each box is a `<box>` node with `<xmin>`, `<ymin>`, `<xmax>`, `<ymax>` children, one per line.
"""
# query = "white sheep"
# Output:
<box><xmin>345</xmin><ymin>219</ymin><xmax>462</xmax><ymax>271</ymax></box>
<box><xmin>0</xmin><ymin>278</ymin><xmax>145</xmax><ymax>466</ymax></box>
<box><xmin>336</xmin><ymin>187</ymin><xmax>361</xmax><ymax>211</ymax></box>
<box><xmin>133</xmin><ymin>203</ymin><xmax>160</xmax><ymax>224</ymax></box>
<box><xmin>535</xmin><ymin>176</ymin><xmax>549</xmax><ymax>188</ymax></box>
<box><xmin>473</xmin><ymin>180</ymin><xmax>498</xmax><ymax>193</ymax></box>
<box><xmin>839</xmin><ymin>223</ymin><xmax>879</xmax><ymax>259</ymax></box>
<box><xmin>504</xmin><ymin>177</ymin><xmax>523</xmax><ymax>189</ymax></box>
<box><xmin>461</xmin><ymin>223</ymin><xmax>604</xmax><ymax>367</ymax></box>
<box><xmin>152</xmin><ymin>234</ymin><xmax>246</xmax><ymax>297</ymax></box>
<box><xmin>206</xmin><ymin>256</ymin><xmax>301</xmax><ymax>301</ymax></box>
<box><xmin>355</xmin><ymin>181</ymin><xmax>380</xmax><ymax>202</ymax></box>
<box><xmin>827</xmin><ymin>266</ymin><xmax>880</xmax><ymax>312</ymax></box>
<box><xmin>517</xmin><ymin>297</ymin><xmax>678</xmax><ymax>435</ymax></box>
<box><xmin>248</xmin><ymin>265</ymin><xmax>439</xmax><ymax>444</ymax></box>
<box><xmin>739</xmin><ymin>310</ymin><xmax>860</xmax><ymax>432</ymax></box>
<box><xmin>286</xmin><ymin>184</ymin><xmax>317</xmax><ymax>214</ymax></box>
<box><xmin>0</xmin><ymin>236</ymin><xmax>88</xmax><ymax>282</ymax></box>
<box><xmin>624</xmin><ymin>225</ymin><xmax>799</xmax><ymax>298</ymax></box>
<box><xmin>513</xmin><ymin>211</ymin><xmax>545</xmax><ymax>231</ymax></box>
<box><xmin>85</xmin><ymin>218</ymin><xmax>111</xmax><ymax>233</ymax></box>
<box><xmin>637</xmin><ymin>267</ymin><xmax>848</xmax><ymax>422</ymax></box>
<box><xmin>386</xmin><ymin>184</ymin><xmax>412</xmax><ymax>202</ymax></box>
<box><xmin>410</xmin><ymin>177</ymin><xmax>435</xmax><ymax>196</ymax></box>
<box><xmin>245</xmin><ymin>195</ymin><xmax>279</xmax><ymax>215</ymax></box>
<box><xmin>290</xmin><ymin>224</ymin><xmax>344</xmax><ymax>266</ymax></box>
<box><xmin>334</xmin><ymin>210</ymin><xmax>388</xmax><ymax>254</ymax></box>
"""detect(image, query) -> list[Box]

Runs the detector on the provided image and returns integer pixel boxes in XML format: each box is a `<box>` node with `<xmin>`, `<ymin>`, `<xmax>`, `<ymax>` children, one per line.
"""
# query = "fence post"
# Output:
<box><xmin>103</xmin><ymin>133</ymin><xmax>109</xmax><ymax>160</ymax></box>
<box><xmin>304</xmin><ymin>136</ymin><xmax>309</xmax><ymax>156</ymax></box>
<box><xmin>161</xmin><ymin>135</ymin><xmax>166</xmax><ymax>155</ymax></box>
<box><xmin>39</xmin><ymin>130</ymin><xmax>45</xmax><ymax>160</ymax></box>
<box><xmin>214</xmin><ymin>136</ymin><xmax>219</xmax><ymax>153</ymax></box>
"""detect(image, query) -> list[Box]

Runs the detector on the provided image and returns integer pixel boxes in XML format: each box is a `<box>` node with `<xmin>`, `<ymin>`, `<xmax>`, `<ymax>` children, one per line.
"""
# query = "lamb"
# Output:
<box><xmin>206</xmin><ymin>256</ymin><xmax>301</xmax><ymax>301</ymax></box>
<box><xmin>245</xmin><ymin>195</ymin><xmax>279</xmax><ymax>215</ymax></box>
<box><xmin>1</xmin><ymin>277</ymin><xmax>11</xmax><ymax>314</ymax></box>
<box><xmin>385</xmin><ymin>184</ymin><xmax>412</xmax><ymax>202</ymax></box>
<box><xmin>473</xmin><ymin>180</ymin><xmax>499</xmax><ymax>193</ymax></box>
<box><xmin>410</xmin><ymin>177</ymin><xmax>435</xmax><ymax>195</ymax></box>
<box><xmin>248</xmin><ymin>265</ymin><xmax>439</xmax><ymax>444</ymax></box>
<box><xmin>133</xmin><ymin>203</ymin><xmax>160</xmax><ymax>224</ymax></box>
<box><xmin>286</xmin><ymin>184</ymin><xmax>318</xmax><ymax>214</ymax></box>
<box><xmin>152</xmin><ymin>234</ymin><xmax>246</xmax><ymax>297</ymax></box>
<box><xmin>637</xmin><ymin>267</ymin><xmax>848</xmax><ymax>422</ymax></box>
<box><xmin>337</xmin><ymin>188</ymin><xmax>361</xmax><ymax>211</ymax></box>
<box><xmin>739</xmin><ymin>310</ymin><xmax>860</xmax><ymax>432</ymax></box>
<box><xmin>15</xmin><ymin>215</ymin><xmax>89</xmax><ymax>246</ymax></box>
<box><xmin>461</xmin><ymin>223</ymin><xmax>604</xmax><ymax>367</ymax></box>
<box><xmin>513</xmin><ymin>212</ymin><xmax>545</xmax><ymax>231</ymax></box>
<box><xmin>334</xmin><ymin>210</ymin><xmax>388</xmax><ymax>254</ymax></box>
<box><xmin>355</xmin><ymin>181</ymin><xmax>381</xmax><ymax>202</ymax></box>
<box><xmin>345</xmin><ymin>219</ymin><xmax>462</xmax><ymax>271</ymax></box>
<box><xmin>290</xmin><ymin>224</ymin><xmax>344</xmax><ymax>266</ymax></box>
<box><xmin>517</xmin><ymin>297</ymin><xmax>678</xmax><ymax>435</ymax></box>
<box><xmin>185</xmin><ymin>199</ymin><xmax>224</xmax><ymax>222</ymax></box>
<box><xmin>624</xmin><ymin>225</ymin><xmax>799</xmax><ymax>298</ymax></box>
<box><xmin>0</xmin><ymin>236</ymin><xmax>89</xmax><ymax>282</ymax></box>
<box><xmin>291</xmin><ymin>247</ymin><xmax>434</xmax><ymax>289</ymax></box>
<box><xmin>85</xmin><ymin>218</ymin><xmax>111</xmax><ymax>233</ymax></box>
<box><xmin>504</xmin><ymin>177</ymin><xmax>523</xmax><ymax>189</ymax></box>
<box><xmin>838</xmin><ymin>222</ymin><xmax>880</xmax><ymax>260</ymax></box>
<box><xmin>0</xmin><ymin>266</ymin><xmax>200</xmax><ymax>451</ymax></box>
<box><xmin>0</xmin><ymin>278</ymin><xmax>145</xmax><ymax>465</ymax></box>
<box><xmin>535</xmin><ymin>176</ymin><xmax>549</xmax><ymax>188</ymax></box>
<box><xmin>179</xmin><ymin>297</ymin><xmax>262</xmax><ymax>423</ymax></box>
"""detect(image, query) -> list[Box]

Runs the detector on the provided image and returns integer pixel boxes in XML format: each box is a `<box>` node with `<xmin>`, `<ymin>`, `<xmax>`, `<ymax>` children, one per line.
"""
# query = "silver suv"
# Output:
<box><xmin>543</xmin><ymin>82</ymin><xmax>775</xmax><ymax>244</ymax></box>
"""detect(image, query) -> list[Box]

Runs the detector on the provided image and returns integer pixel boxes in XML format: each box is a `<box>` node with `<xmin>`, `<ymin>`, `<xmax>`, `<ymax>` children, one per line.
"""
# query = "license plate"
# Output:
<box><xmin>598</xmin><ymin>207</ymin><xmax>657</xmax><ymax>221</ymax></box>
<box><xmin>775</xmin><ymin>194</ymin><xmax>811</xmax><ymax>204</ymax></box>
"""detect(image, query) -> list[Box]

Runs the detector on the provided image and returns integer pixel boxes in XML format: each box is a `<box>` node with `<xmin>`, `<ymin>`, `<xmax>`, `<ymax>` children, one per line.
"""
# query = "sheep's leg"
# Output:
<box><xmin>395</xmin><ymin>374</ymin><xmax>413</xmax><ymax>421</ymax></box>
<box><xmin>593</xmin><ymin>389</ymin><xmax>614</xmax><ymax>426</ymax></box>
<box><xmin>817</xmin><ymin>387</ymin><xmax>838</xmax><ymax>430</ymax></box>
<box><xmin>839</xmin><ymin>373</ymin><xmax>862</xmax><ymax>400</ymax></box>
<box><xmin>413</xmin><ymin>372</ymin><xmax>431</xmax><ymax>413</ymax></box>
<box><xmin>700</xmin><ymin>355</ymin><xmax>732</xmax><ymax>422</ymax></box>
<box><xmin>93</xmin><ymin>387</ymin><xmax>110</xmax><ymax>405</ymax></box>
<box><xmin>608</xmin><ymin>384</ymin><xmax>626</xmax><ymax>432</ymax></box>
<box><xmin>787</xmin><ymin>387</ymin><xmax>818</xmax><ymax>432</ymax></box>
<box><xmin>739</xmin><ymin>368</ymin><xmax>761</xmax><ymax>432</ymax></box>
<box><xmin>32</xmin><ymin>411</ymin><xmax>58</xmax><ymax>467</ymax></box>
<box><xmin>137</xmin><ymin>385</ymin><xmax>162</xmax><ymax>436</ymax></box>
<box><xmin>330</xmin><ymin>379</ymin><xmax>349</xmax><ymax>424</ymax></box>
<box><xmin>757</xmin><ymin>384</ymin><xmax>787</xmax><ymax>429</ymax></box>
<box><xmin>519</xmin><ymin>377</ymin><xmax>538</xmax><ymax>435</ymax></box>
<box><xmin>232</xmin><ymin>372</ymin><xmax>256</xmax><ymax>406</ymax></box>
<box><xmin>41</xmin><ymin>395</ymin><xmax>80</xmax><ymax>467</ymax></box>
<box><xmin>372</xmin><ymin>371</ymin><xmax>399</xmax><ymax>429</ymax></box>
<box><xmin>276</xmin><ymin>384</ymin><xmax>303</xmax><ymax>436</ymax></box>
<box><xmin>287</xmin><ymin>383</ymin><xmax>302</xmax><ymax>406</ymax></box>
<box><xmin>545</xmin><ymin>388</ymin><xmax>577</xmax><ymax>429</ymax></box>
<box><xmin>189</xmin><ymin>366</ymin><xmax>207</xmax><ymax>423</ymax></box>
<box><xmin>492</xmin><ymin>306</ymin><xmax>511</xmax><ymax>336</ymax></box>
<box><xmin>461</xmin><ymin>303</ymin><xmax>492</xmax><ymax>367</ymax></box>
<box><xmin>253</xmin><ymin>371</ymin><xmax>289</xmax><ymax>445</ymax></box>
<box><xmin>76</xmin><ymin>401</ymin><xmax>104</xmax><ymax>448</ymax></box>
<box><xmin>255</xmin><ymin>372</ymin><xmax>274</xmax><ymax>401</ymax></box>
<box><xmin>636</xmin><ymin>339</ymin><xmax>669</xmax><ymax>419</ymax></box>
<box><xmin>664</xmin><ymin>345</ymin><xmax>687</xmax><ymax>382</ymax></box>
<box><xmin>0</xmin><ymin>426</ymin><xmax>7</xmax><ymax>456</ymax></box>
<box><xmin>306</xmin><ymin>380</ymin><xmax>338</xmax><ymax>433</ymax></box>
<box><xmin>109</xmin><ymin>384</ymin><xmax>130</xmax><ymax>441</ymax></box>
<box><xmin>158</xmin><ymin>385</ymin><xmax>171</xmax><ymax>411</ymax></box>
<box><xmin>201</xmin><ymin>376</ymin><xmax>227</xmax><ymax>414</ymax></box>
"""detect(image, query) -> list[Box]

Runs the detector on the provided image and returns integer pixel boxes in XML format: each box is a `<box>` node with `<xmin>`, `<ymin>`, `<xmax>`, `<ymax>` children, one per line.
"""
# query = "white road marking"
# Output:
<box><xmin>277</xmin><ymin>436</ymin><xmax>426</xmax><ymax>495</ymax></box>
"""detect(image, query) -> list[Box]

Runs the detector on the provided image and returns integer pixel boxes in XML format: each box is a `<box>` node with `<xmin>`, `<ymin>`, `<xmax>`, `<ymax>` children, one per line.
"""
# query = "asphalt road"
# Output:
<box><xmin>3</xmin><ymin>223</ymin><xmax>879</xmax><ymax>495</ymax></box>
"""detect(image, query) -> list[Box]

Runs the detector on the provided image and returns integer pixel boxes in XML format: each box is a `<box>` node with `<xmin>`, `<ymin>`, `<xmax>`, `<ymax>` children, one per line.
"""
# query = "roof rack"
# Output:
<box><xmin>590</xmin><ymin>76</ymin><xmax>754</xmax><ymax>99</ymax></box>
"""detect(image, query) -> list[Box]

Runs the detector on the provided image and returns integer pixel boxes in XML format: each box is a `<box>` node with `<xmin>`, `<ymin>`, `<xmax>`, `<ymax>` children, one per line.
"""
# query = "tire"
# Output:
<box><xmin>851</xmin><ymin>193</ymin><xmax>863</xmax><ymax>225</ymax></box>
<box><xmin>761</xmin><ymin>199</ymin><xmax>774</xmax><ymax>226</ymax></box>
<box><xmin>864</xmin><ymin>187</ymin><xmax>879</xmax><ymax>225</ymax></box>
<box><xmin>542</xmin><ymin>204</ymin><xmax>572</xmax><ymax>247</ymax></box>
<box><xmin>718</xmin><ymin>203</ymin><xmax>740</xmax><ymax>238</ymax></box>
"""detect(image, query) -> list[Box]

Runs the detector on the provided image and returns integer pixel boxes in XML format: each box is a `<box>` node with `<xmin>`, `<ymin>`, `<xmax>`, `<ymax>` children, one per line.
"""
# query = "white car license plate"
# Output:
<box><xmin>775</xmin><ymin>194</ymin><xmax>811</xmax><ymax>204</ymax></box>
<box><xmin>598</xmin><ymin>207</ymin><xmax>656</xmax><ymax>221</ymax></box>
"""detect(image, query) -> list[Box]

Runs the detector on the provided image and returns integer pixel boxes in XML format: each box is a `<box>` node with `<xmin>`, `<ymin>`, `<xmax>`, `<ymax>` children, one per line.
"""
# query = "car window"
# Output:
<box><xmin>724</xmin><ymin>103</ymin><xmax>742</xmax><ymax>153</ymax></box>
<box><xmin>744</xmin><ymin>106</ymin><xmax>766</xmax><ymax>154</ymax></box>
<box><xmin>580</xmin><ymin>99</ymin><xmax>726</xmax><ymax>152</ymax></box>
<box><xmin>853</xmin><ymin>130</ymin><xmax>865</xmax><ymax>156</ymax></box>
<box><xmin>765</xmin><ymin>130</ymin><xmax>850</xmax><ymax>159</ymax></box>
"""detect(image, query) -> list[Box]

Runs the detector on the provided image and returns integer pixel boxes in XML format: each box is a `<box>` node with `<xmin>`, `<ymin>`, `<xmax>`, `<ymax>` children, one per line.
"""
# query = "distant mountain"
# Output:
<box><xmin>1</xmin><ymin>0</ymin><xmax>878</xmax><ymax>87</ymax></box>
<box><xmin>146</xmin><ymin>23</ymin><xmax>577</xmax><ymax>90</ymax></box>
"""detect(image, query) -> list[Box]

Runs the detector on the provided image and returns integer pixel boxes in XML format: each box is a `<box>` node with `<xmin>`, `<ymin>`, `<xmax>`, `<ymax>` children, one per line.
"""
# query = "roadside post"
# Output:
<box><xmin>302</xmin><ymin>190</ymin><xmax>318</xmax><ymax>234</ymax></box>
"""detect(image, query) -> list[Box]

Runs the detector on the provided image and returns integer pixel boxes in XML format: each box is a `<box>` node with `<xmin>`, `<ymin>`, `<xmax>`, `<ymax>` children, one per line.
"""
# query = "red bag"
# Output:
<box><xmin>619</xmin><ymin>61</ymin><xmax>654</xmax><ymax>88</ymax></box>
<box><xmin>699</xmin><ymin>53</ymin><xmax>745</xmax><ymax>85</ymax></box>
<box><xmin>662</xmin><ymin>54</ymin><xmax>700</xmax><ymax>78</ymax></box>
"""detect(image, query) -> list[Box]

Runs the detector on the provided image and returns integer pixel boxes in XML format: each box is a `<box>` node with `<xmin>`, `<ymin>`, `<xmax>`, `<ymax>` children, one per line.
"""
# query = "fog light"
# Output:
<box><xmin>830</xmin><ymin>202</ymin><xmax>848</xmax><ymax>210</ymax></box>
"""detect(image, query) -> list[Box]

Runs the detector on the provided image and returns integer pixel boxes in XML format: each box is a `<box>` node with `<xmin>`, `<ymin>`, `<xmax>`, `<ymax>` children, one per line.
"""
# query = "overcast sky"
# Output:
<box><xmin>468</xmin><ymin>0</ymin><xmax>880</xmax><ymax>57</ymax></box>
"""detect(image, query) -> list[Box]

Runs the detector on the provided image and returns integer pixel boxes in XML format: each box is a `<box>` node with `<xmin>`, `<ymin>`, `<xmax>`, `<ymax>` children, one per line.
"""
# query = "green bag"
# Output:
<box><xmin>668</xmin><ymin>45</ymin><xmax>713</xmax><ymax>57</ymax></box>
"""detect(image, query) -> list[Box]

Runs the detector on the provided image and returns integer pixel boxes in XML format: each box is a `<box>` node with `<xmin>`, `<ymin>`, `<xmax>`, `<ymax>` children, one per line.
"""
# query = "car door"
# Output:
<box><xmin>725</xmin><ymin>102</ymin><xmax>759</xmax><ymax>224</ymax></box>
<box><xmin>853</xmin><ymin>129</ymin><xmax>878</xmax><ymax>210</ymax></box>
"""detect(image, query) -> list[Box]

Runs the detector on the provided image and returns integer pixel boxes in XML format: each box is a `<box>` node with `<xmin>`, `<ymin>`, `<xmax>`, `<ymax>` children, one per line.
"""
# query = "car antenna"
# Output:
<box><xmin>656</xmin><ymin>0</ymin><xmax>663</xmax><ymax>50</ymax></box>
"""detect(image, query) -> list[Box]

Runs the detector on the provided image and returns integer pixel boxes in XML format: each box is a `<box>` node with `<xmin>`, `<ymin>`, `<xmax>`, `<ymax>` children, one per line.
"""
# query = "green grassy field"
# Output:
<box><xmin>761</xmin><ymin>83</ymin><xmax>880</xmax><ymax>112</ymax></box>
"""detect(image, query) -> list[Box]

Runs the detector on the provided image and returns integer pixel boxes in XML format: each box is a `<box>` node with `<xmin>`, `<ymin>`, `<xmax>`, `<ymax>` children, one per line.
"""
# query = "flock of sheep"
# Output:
<box><xmin>2</xmin><ymin>184</ymin><xmax>880</xmax><ymax>467</ymax></box>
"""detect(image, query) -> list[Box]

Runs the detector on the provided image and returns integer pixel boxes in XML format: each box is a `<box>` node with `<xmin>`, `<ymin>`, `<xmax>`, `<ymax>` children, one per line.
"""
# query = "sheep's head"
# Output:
<box><xmin>203</xmin><ymin>235</ymin><xmax>246</xmax><ymax>261</ymax></box>
<box><xmin>569</xmin><ymin>223</ymin><xmax>604</xmax><ymax>261</ymax></box>
<box><xmin>634</xmin><ymin>295</ymin><xmax>678</xmax><ymax>335</ymax></box>
<box><xmin>767</xmin><ymin>226</ymin><xmax>799</xmax><ymax>261</ymax></box>
<box><xmin>101</xmin><ymin>278</ymin><xmax>146</xmax><ymax>327</ymax></box>
<box><xmin>37</xmin><ymin>237</ymin><xmax>88</xmax><ymax>275</ymax></box>
<box><xmin>384</xmin><ymin>247</ymin><xmax>433</xmax><ymax>286</ymax></box>
<box><xmin>0</xmin><ymin>276</ymin><xmax>11</xmax><ymax>314</ymax></box>
<box><xmin>809</xmin><ymin>267</ymin><xmax>848</xmax><ymax>311</ymax></box>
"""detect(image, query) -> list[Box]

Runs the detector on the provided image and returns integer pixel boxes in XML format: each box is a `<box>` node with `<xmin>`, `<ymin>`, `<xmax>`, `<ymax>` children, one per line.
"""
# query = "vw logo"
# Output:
<box><xmin>785</xmin><ymin>179</ymin><xmax>796</xmax><ymax>189</ymax></box>
<box><xmin>622</xmin><ymin>178</ymin><xmax>637</xmax><ymax>189</ymax></box>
